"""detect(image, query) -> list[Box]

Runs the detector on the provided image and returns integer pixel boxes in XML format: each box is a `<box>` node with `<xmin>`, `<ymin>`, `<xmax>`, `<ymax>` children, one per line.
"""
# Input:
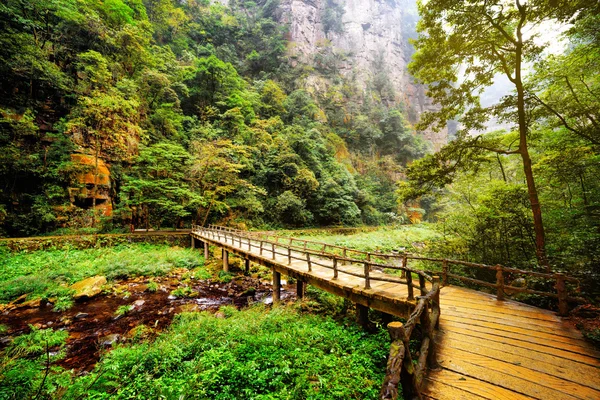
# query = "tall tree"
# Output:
<box><xmin>408</xmin><ymin>0</ymin><xmax>594</xmax><ymax>270</ymax></box>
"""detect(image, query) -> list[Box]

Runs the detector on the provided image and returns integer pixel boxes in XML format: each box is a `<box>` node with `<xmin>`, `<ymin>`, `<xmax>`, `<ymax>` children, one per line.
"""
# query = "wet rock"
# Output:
<box><xmin>100</xmin><ymin>334</ymin><xmax>120</xmax><ymax>347</ymax></box>
<box><xmin>132</xmin><ymin>300</ymin><xmax>145</xmax><ymax>308</ymax></box>
<box><xmin>167</xmin><ymin>295</ymin><xmax>177</xmax><ymax>300</ymax></box>
<box><xmin>70</xmin><ymin>276</ymin><xmax>107</xmax><ymax>299</ymax></box>
<box><xmin>75</xmin><ymin>312</ymin><xmax>89</xmax><ymax>319</ymax></box>
<box><xmin>17</xmin><ymin>298</ymin><xmax>41</xmax><ymax>309</ymax></box>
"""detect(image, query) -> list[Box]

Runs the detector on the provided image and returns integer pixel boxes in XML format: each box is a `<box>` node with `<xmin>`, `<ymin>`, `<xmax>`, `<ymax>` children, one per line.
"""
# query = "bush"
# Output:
<box><xmin>64</xmin><ymin>305</ymin><xmax>389</xmax><ymax>399</ymax></box>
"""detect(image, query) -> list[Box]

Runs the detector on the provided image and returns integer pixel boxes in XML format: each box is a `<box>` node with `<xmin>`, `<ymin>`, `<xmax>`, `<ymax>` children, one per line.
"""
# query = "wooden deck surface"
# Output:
<box><xmin>194</xmin><ymin>232</ymin><xmax>600</xmax><ymax>400</ymax></box>
<box><xmin>425</xmin><ymin>286</ymin><xmax>600</xmax><ymax>400</ymax></box>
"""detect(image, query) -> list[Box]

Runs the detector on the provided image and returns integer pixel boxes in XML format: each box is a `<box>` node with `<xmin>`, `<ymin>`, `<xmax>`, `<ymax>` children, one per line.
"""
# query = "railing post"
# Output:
<box><xmin>333</xmin><ymin>256</ymin><xmax>338</xmax><ymax>279</ymax></box>
<box><xmin>419</xmin><ymin>275</ymin><xmax>427</xmax><ymax>296</ymax></box>
<box><xmin>442</xmin><ymin>259</ymin><xmax>449</xmax><ymax>286</ymax></box>
<box><xmin>288</xmin><ymin>247</ymin><xmax>292</xmax><ymax>265</ymax></box>
<box><xmin>432</xmin><ymin>276</ymin><xmax>441</xmax><ymax>329</ymax></box>
<box><xmin>260</xmin><ymin>241</ymin><xmax>264</xmax><ymax>255</ymax></box>
<box><xmin>556</xmin><ymin>273</ymin><xmax>568</xmax><ymax>316</ymax></box>
<box><xmin>364</xmin><ymin>262</ymin><xmax>371</xmax><ymax>289</ymax></box>
<box><xmin>342</xmin><ymin>248</ymin><xmax>347</xmax><ymax>266</ymax></box>
<box><xmin>322</xmin><ymin>244</ymin><xmax>326</xmax><ymax>254</ymax></box>
<box><xmin>307</xmin><ymin>253</ymin><xmax>312</xmax><ymax>272</ymax></box>
<box><xmin>273</xmin><ymin>269</ymin><xmax>281</xmax><ymax>303</ymax></box>
<box><xmin>496</xmin><ymin>265</ymin><xmax>505</xmax><ymax>301</ymax></box>
<box><xmin>401</xmin><ymin>255</ymin><xmax>408</xmax><ymax>279</ymax></box>
<box><xmin>272</xmin><ymin>243</ymin><xmax>276</xmax><ymax>260</ymax></box>
<box><xmin>406</xmin><ymin>272</ymin><xmax>414</xmax><ymax>301</ymax></box>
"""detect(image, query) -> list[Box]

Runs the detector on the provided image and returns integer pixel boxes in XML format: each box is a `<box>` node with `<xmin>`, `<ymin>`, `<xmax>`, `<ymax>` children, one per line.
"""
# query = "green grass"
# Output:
<box><xmin>296</xmin><ymin>224</ymin><xmax>442</xmax><ymax>254</ymax></box>
<box><xmin>0</xmin><ymin>244</ymin><xmax>205</xmax><ymax>304</ymax></box>
<box><xmin>63</xmin><ymin>305</ymin><xmax>389</xmax><ymax>399</ymax></box>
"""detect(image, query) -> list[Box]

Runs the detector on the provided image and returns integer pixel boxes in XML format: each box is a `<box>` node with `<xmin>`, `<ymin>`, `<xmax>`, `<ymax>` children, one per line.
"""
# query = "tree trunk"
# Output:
<box><xmin>514</xmin><ymin>10</ymin><xmax>549</xmax><ymax>271</ymax></box>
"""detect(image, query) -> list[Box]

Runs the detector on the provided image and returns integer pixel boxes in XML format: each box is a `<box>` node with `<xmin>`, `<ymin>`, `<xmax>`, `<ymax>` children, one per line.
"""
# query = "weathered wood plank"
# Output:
<box><xmin>440</xmin><ymin>318</ymin><xmax>600</xmax><ymax>358</ymax></box>
<box><xmin>440</xmin><ymin>312</ymin><xmax>594</xmax><ymax>347</ymax></box>
<box><xmin>424</xmin><ymin>369</ymin><xmax>536</xmax><ymax>400</ymax></box>
<box><xmin>437</xmin><ymin>347</ymin><xmax>600</xmax><ymax>400</ymax></box>
<box><xmin>439</xmin><ymin>325</ymin><xmax>600</xmax><ymax>367</ymax></box>
<box><xmin>438</xmin><ymin>335</ymin><xmax>600</xmax><ymax>392</ymax></box>
<box><xmin>440</xmin><ymin>308</ymin><xmax>585</xmax><ymax>340</ymax></box>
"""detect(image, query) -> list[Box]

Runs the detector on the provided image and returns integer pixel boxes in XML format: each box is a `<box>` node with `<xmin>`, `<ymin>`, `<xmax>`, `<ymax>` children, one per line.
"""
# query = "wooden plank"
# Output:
<box><xmin>424</xmin><ymin>369</ymin><xmax>535</xmax><ymax>400</ymax></box>
<box><xmin>441</xmin><ymin>308</ymin><xmax>585</xmax><ymax>341</ymax></box>
<box><xmin>441</xmin><ymin>303</ymin><xmax>568</xmax><ymax>329</ymax></box>
<box><xmin>441</xmin><ymin>312</ymin><xmax>592</xmax><ymax>347</ymax></box>
<box><xmin>440</xmin><ymin>325</ymin><xmax>600</xmax><ymax>367</ymax></box>
<box><xmin>423</xmin><ymin>378</ymin><xmax>488</xmax><ymax>400</ymax></box>
<box><xmin>440</xmin><ymin>318</ymin><xmax>600</xmax><ymax>358</ymax></box>
<box><xmin>441</xmin><ymin>290</ymin><xmax>559</xmax><ymax>316</ymax></box>
<box><xmin>439</xmin><ymin>330</ymin><xmax>600</xmax><ymax>378</ymax></box>
<box><xmin>437</xmin><ymin>347</ymin><xmax>600</xmax><ymax>400</ymax></box>
<box><xmin>439</xmin><ymin>335</ymin><xmax>600</xmax><ymax>392</ymax></box>
<box><xmin>440</xmin><ymin>298</ymin><xmax>560</xmax><ymax>322</ymax></box>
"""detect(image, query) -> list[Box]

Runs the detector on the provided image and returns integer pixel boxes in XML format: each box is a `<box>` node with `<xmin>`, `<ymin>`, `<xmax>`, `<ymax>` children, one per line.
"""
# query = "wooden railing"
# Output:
<box><xmin>380</xmin><ymin>278</ymin><xmax>441</xmax><ymax>400</ymax></box>
<box><xmin>193</xmin><ymin>225</ymin><xmax>441</xmax><ymax>400</ymax></box>
<box><xmin>194</xmin><ymin>225</ymin><xmax>432</xmax><ymax>296</ymax></box>
<box><xmin>201</xmin><ymin>225</ymin><xmax>584</xmax><ymax>316</ymax></box>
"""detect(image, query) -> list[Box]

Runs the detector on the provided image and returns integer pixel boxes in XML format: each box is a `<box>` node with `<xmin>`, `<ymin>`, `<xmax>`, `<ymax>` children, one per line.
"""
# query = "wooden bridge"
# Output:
<box><xmin>191</xmin><ymin>225</ymin><xmax>600</xmax><ymax>400</ymax></box>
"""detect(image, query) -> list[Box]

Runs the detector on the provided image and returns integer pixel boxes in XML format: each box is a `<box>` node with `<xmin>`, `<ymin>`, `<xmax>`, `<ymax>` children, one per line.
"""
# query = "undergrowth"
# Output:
<box><xmin>2</xmin><ymin>306</ymin><xmax>389</xmax><ymax>399</ymax></box>
<box><xmin>0</xmin><ymin>244</ymin><xmax>205</xmax><ymax>304</ymax></box>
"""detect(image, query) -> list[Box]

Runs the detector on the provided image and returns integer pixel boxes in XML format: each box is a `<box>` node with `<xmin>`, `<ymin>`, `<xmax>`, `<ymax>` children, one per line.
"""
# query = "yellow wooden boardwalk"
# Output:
<box><xmin>191</xmin><ymin>227</ymin><xmax>600</xmax><ymax>400</ymax></box>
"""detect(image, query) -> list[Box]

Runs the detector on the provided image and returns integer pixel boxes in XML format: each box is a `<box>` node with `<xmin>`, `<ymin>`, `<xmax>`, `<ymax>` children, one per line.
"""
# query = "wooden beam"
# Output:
<box><xmin>204</xmin><ymin>241</ymin><xmax>209</xmax><ymax>259</ymax></box>
<box><xmin>356</xmin><ymin>303</ymin><xmax>369</xmax><ymax>329</ymax></box>
<box><xmin>296</xmin><ymin>280</ymin><xmax>305</xmax><ymax>299</ymax></box>
<box><xmin>245</xmin><ymin>258</ymin><xmax>250</xmax><ymax>275</ymax></box>
<box><xmin>223</xmin><ymin>250</ymin><xmax>229</xmax><ymax>272</ymax></box>
<box><xmin>273</xmin><ymin>269</ymin><xmax>281</xmax><ymax>303</ymax></box>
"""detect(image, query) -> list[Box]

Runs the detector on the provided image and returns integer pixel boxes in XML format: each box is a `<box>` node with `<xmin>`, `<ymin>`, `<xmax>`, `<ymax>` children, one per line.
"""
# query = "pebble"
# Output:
<box><xmin>75</xmin><ymin>312</ymin><xmax>89</xmax><ymax>319</ymax></box>
<box><xmin>100</xmin><ymin>334</ymin><xmax>120</xmax><ymax>347</ymax></box>
<box><xmin>133</xmin><ymin>300</ymin><xmax>145</xmax><ymax>308</ymax></box>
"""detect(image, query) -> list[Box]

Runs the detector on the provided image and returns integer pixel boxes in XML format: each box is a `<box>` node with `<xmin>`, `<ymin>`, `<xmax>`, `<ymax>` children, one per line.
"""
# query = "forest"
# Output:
<box><xmin>0</xmin><ymin>0</ymin><xmax>599</xmax><ymax>399</ymax></box>
<box><xmin>0</xmin><ymin>0</ymin><xmax>427</xmax><ymax>238</ymax></box>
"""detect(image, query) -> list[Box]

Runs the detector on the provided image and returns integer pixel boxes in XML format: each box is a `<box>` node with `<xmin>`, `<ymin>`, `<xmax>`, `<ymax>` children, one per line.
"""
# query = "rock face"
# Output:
<box><xmin>70</xmin><ymin>276</ymin><xmax>107</xmax><ymax>299</ymax></box>
<box><xmin>277</xmin><ymin>0</ymin><xmax>448</xmax><ymax>149</ymax></box>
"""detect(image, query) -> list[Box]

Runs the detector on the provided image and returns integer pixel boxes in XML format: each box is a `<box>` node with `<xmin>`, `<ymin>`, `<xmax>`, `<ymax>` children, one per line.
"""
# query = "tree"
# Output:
<box><xmin>408</xmin><ymin>0</ymin><xmax>595</xmax><ymax>270</ymax></box>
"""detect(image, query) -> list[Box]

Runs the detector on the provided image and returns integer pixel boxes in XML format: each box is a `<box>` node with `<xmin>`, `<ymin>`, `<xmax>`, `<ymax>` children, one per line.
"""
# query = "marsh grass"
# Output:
<box><xmin>0</xmin><ymin>244</ymin><xmax>205</xmax><ymax>303</ymax></box>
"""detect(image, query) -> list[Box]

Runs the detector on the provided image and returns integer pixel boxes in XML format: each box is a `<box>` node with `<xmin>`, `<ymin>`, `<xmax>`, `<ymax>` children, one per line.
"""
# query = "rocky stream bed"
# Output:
<box><xmin>0</xmin><ymin>273</ymin><xmax>295</xmax><ymax>372</ymax></box>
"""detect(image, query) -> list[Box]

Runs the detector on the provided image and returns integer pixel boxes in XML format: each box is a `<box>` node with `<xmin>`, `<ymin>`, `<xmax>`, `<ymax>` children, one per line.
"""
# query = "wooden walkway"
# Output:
<box><xmin>426</xmin><ymin>286</ymin><xmax>600</xmax><ymax>400</ymax></box>
<box><xmin>191</xmin><ymin>227</ymin><xmax>600</xmax><ymax>400</ymax></box>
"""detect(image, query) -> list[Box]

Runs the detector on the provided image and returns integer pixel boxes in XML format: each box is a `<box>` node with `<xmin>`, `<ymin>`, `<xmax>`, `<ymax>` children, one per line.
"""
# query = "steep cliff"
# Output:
<box><xmin>276</xmin><ymin>0</ymin><xmax>448</xmax><ymax>149</ymax></box>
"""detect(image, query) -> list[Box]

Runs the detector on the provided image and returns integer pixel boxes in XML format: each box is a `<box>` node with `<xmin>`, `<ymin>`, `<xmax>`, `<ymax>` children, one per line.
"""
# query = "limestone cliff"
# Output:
<box><xmin>276</xmin><ymin>0</ymin><xmax>448</xmax><ymax>149</ymax></box>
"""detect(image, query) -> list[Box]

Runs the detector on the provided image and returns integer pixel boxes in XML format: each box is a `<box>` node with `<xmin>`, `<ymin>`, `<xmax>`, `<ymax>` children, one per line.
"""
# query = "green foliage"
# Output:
<box><xmin>0</xmin><ymin>0</ymin><xmax>421</xmax><ymax>234</ymax></box>
<box><xmin>170</xmin><ymin>286</ymin><xmax>198</xmax><ymax>298</ymax></box>
<box><xmin>0</xmin><ymin>327</ymin><xmax>69</xmax><ymax>400</ymax></box>
<box><xmin>115</xmin><ymin>304</ymin><xmax>134</xmax><ymax>316</ymax></box>
<box><xmin>323</xmin><ymin>0</ymin><xmax>345</xmax><ymax>35</ymax></box>
<box><xmin>63</xmin><ymin>305</ymin><xmax>389</xmax><ymax>399</ymax></box>
<box><xmin>0</xmin><ymin>244</ymin><xmax>206</xmax><ymax>303</ymax></box>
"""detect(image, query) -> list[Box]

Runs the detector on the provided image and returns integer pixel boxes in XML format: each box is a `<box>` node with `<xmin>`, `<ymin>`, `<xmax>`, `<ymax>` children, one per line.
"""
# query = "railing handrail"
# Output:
<box><xmin>194</xmin><ymin>225</ymin><xmax>434</xmax><ymax>296</ymax></box>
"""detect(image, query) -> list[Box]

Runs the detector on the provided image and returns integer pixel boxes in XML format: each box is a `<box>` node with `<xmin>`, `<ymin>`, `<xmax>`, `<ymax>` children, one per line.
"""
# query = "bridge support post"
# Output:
<box><xmin>244</xmin><ymin>258</ymin><xmax>250</xmax><ymax>275</ymax></box>
<box><xmin>356</xmin><ymin>304</ymin><xmax>369</xmax><ymax>329</ymax></box>
<box><xmin>223</xmin><ymin>250</ymin><xmax>229</xmax><ymax>272</ymax></box>
<box><xmin>204</xmin><ymin>242</ymin><xmax>209</xmax><ymax>260</ymax></box>
<box><xmin>296</xmin><ymin>280</ymin><xmax>305</xmax><ymax>299</ymax></box>
<box><xmin>273</xmin><ymin>270</ymin><xmax>281</xmax><ymax>303</ymax></box>
<box><xmin>191</xmin><ymin>236</ymin><xmax>196</xmax><ymax>249</ymax></box>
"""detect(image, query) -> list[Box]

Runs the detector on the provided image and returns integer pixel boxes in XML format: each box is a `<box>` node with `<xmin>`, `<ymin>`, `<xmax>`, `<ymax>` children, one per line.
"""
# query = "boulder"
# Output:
<box><xmin>70</xmin><ymin>276</ymin><xmax>107</xmax><ymax>299</ymax></box>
